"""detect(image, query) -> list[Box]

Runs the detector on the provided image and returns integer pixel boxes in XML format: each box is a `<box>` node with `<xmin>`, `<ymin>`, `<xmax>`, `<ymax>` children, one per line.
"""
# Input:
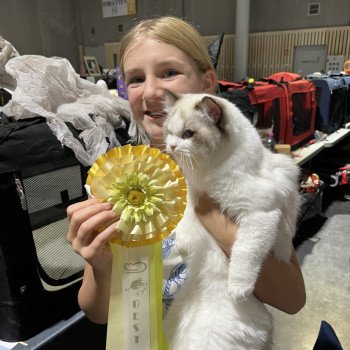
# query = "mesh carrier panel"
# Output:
<box><xmin>292</xmin><ymin>93</ymin><xmax>312</xmax><ymax>136</ymax></box>
<box><xmin>21</xmin><ymin>157</ymin><xmax>87</xmax><ymax>288</ymax></box>
<box><xmin>256</xmin><ymin>100</ymin><xmax>281</xmax><ymax>142</ymax></box>
<box><xmin>346</xmin><ymin>89</ymin><xmax>350</xmax><ymax>121</ymax></box>
<box><xmin>329</xmin><ymin>88</ymin><xmax>346</xmax><ymax>130</ymax></box>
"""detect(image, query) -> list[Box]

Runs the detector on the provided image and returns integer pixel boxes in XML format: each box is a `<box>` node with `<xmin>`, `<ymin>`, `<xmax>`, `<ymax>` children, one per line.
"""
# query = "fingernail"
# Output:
<box><xmin>103</xmin><ymin>202</ymin><xmax>113</xmax><ymax>209</ymax></box>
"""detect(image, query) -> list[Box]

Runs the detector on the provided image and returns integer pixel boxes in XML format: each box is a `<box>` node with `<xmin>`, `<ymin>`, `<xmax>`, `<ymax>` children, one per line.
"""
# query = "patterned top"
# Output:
<box><xmin>162</xmin><ymin>232</ymin><xmax>187</xmax><ymax>315</ymax></box>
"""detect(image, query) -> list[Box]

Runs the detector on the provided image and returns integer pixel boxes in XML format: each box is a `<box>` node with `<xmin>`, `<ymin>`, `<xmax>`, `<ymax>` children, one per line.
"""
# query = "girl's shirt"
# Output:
<box><xmin>162</xmin><ymin>232</ymin><xmax>187</xmax><ymax>316</ymax></box>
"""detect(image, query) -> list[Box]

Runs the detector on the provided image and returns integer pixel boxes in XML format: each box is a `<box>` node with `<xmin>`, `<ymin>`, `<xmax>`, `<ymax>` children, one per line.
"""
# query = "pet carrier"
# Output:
<box><xmin>219</xmin><ymin>79</ymin><xmax>288</xmax><ymax>144</ymax></box>
<box><xmin>0</xmin><ymin>113</ymin><xmax>130</xmax><ymax>341</ymax></box>
<box><xmin>268</xmin><ymin>72</ymin><xmax>317</xmax><ymax>150</ymax></box>
<box><xmin>306</xmin><ymin>74</ymin><xmax>347</xmax><ymax>134</ymax></box>
<box><xmin>330</xmin><ymin>73</ymin><xmax>350</xmax><ymax>124</ymax></box>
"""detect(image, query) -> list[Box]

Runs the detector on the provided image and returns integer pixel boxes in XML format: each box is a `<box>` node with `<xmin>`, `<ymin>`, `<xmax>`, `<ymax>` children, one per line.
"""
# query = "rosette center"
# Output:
<box><xmin>127</xmin><ymin>187</ymin><xmax>145</xmax><ymax>206</ymax></box>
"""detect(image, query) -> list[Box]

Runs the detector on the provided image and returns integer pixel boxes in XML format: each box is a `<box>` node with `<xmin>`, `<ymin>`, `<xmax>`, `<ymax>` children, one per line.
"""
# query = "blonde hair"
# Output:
<box><xmin>119</xmin><ymin>16</ymin><xmax>215</xmax><ymax>76</ymax></box>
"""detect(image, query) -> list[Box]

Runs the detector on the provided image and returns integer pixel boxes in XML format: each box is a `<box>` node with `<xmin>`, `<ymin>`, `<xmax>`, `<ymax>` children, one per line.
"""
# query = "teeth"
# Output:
<box><xmin>146</xmin><ymin>111</ymin><xmax>164</xmax><ymax>117</ymax></box>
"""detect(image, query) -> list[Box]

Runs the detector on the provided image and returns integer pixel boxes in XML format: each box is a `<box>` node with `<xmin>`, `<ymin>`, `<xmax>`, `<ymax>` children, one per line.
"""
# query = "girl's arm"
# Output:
<box><xmin>67</xmin><ymin>198</ymin><xmax>118</xmax><ymax>324</ymax></box>
<box><xmin>195</xmin><ymin>193</ymin><xmax>306</xmax><ymax>314</ymax></box>
<box><xmin>78</xmin><ymin>262</ymin><xmax>112</xmax><ymax>324</ymax></box>
<box><xmin>254</xmin><ymin>249</ymin><xmax>306</xmax><ymax>314</ymax></box>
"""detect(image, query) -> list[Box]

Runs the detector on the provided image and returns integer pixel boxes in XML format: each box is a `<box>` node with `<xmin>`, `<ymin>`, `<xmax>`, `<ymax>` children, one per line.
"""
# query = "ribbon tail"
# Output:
<box><xmin>106</xmin><ymin>244</ymin><xmax>125</xmax><ymax>350</ymax></box>
<box><xmin>106</xmin><ymin>242</ymin><xmax>168</xmax><ymax>350</ymax></box>
<box><xmin>149</xmin><ymin>241</ymin><xmax>169</xmax><ymax>350</ymax></box>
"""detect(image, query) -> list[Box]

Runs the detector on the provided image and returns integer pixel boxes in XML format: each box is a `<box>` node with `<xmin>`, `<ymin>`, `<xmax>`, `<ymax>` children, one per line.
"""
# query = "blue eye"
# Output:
<box><xmin>163</xmin><ymin>70</ymin><xmax>179</xmax><ymax>79</ymax></box>
<box><xmin>182</xmin><ymin>129</ymin><xmax>195</xmax><ymax>139</ymax></box>
<box><xmin>127</xmin><ymin>77</ymin><xmax>144</xmax><ymax>86</ymax></box>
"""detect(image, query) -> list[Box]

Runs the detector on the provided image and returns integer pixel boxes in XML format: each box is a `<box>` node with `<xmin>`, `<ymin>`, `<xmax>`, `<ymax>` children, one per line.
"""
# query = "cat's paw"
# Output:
<box><xmin>228</xmin><ymin>279</ymin><xmax>255</xmax><ymax>302</ymax></box>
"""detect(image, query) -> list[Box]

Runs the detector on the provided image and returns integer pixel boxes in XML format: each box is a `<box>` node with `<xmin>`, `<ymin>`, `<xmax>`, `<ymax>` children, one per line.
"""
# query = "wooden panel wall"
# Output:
<box><xmin>105</xmin><ymin>42</ymin><xmax>121</xmax><ymax>69</ymax></box>
<box><xmin>204</xmin><ymin>26</ymin><xmax>350</xmax><ymax>82</ymax></box>
<box><xmin>104</xmin><ymin>26</ymin><xmax>350</xmax><ymax>82</ymax></box>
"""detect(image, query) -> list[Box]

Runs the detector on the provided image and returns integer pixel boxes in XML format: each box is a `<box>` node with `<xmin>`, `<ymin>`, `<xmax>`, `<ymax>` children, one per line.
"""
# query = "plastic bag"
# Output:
<box><xmin>0</xmin><ymin>36</ymin><xmax>19</xmax><ymax>90</ymax></box>
<box><xmin>1</xmin><ymin>52</ymin><xmax>132</xmax><ymax>166</ymax></box>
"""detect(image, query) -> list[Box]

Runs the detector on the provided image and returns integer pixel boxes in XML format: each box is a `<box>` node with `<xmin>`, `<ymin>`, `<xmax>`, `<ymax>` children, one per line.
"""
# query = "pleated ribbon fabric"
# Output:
<box><xmin>86</xmin><ymin>145</ymin><xmax>187</xmax><ymax>349</ymax></box>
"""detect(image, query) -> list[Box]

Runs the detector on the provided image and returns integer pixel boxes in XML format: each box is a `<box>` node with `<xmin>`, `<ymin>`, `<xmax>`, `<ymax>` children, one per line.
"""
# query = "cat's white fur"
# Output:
<box><xmin>162</xmin><ymin>93</ymin><xmax>301</xmax><ymax>350</ymax></box>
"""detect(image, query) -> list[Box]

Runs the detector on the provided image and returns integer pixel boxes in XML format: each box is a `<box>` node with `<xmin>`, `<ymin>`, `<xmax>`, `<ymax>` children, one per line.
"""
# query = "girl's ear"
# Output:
<box><xmin>202</xmin><ymin>69</ymin><xmax>217</xmax><ymax>93</ymax></box>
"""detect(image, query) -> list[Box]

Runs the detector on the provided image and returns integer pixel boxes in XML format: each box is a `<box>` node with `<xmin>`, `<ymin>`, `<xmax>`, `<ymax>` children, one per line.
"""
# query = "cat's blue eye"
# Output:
<box><xmin>182</xmin><ymin>129</ymin><xmax>195</xmax><ymax>139</ymax></box>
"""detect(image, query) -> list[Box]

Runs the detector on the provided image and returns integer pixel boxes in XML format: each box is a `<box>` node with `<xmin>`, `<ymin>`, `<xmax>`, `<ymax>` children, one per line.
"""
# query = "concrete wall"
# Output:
<box><xmin>250</xmin><ymin>0</ymin><xmax>350</xmax><ymax>32</ymax></box>
<box><xmin>75</xmin><ymin>0</ymin><xmax>185</xmax><ymax>47</ymax></box>
<box><xmin>0</xmin><ymin>0</ymin><xmax>80</xmax><ymax>69</ymax></box>
<box><xmin>1</xmin><ymin>0</ymin><xmax>350</xmax><ymax>71</ymax></box>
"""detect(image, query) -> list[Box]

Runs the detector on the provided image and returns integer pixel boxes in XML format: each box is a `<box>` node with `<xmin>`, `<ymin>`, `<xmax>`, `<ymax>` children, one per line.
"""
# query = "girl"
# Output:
<box><xmin>67</xmin><ymin>16</ymin><xmax>305</xmax><ymax>325</ymax></box>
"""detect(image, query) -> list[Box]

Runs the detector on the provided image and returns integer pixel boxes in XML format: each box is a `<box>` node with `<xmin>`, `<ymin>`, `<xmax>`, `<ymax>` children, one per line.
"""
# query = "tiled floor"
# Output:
<box><xmin>269</xmin><ymin>185</ymin><xmax>350</xmax><ymax>350</ymax></box>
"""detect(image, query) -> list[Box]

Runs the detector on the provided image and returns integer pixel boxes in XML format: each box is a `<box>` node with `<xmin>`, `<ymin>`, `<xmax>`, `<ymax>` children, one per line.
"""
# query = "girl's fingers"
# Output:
<box><xmin>77</xmin><ymin>220</ymin><xmax>120</xmax><ymax>262</ymax></box>
<box><xmin>76</xmin><ymin>210</ymin><xmax>118</xmax><ymax>247</ymax></box>
<box><xmin>67</xmin><ymin>200</ymin><xmax>113</xmax><ymax>242</ymax></box>
<box><xmin>90</xmin><ymin>221</ymin><xmax>120</xmax><ymax>250</ymax></box>
<box><xmin>67</xmin><ymin>197</ymin><xmax>99</xmax><ymax>220</ymax></box>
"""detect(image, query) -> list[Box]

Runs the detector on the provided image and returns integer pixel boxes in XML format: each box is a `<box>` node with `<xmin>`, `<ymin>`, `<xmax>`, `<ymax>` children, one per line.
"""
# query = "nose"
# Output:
<box><xmin>142</xmin><ymin>76</ymin><xmax>163</xmax><ymax>102</ymax></box>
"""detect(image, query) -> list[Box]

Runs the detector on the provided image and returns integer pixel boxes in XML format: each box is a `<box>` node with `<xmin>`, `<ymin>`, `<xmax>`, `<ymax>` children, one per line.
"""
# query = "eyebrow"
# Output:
<box><xmin>124</xmin><ymin>58</ymin><xmax>186</xmax><ymax>77</ymax></box>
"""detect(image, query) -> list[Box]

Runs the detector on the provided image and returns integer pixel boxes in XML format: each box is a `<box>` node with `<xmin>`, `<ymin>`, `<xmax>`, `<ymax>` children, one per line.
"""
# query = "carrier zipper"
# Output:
<box><xmin>14</xmin><ymin>177</ymin><xmax>28</xmax><ymax>211</ymax></box>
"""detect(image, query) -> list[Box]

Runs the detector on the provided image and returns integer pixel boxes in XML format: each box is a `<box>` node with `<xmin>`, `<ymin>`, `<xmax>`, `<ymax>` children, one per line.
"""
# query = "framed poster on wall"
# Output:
<box><xmin>293</xmin><ymin>45</ymin><xmax>327</xmax><ymax>76</ymax></box>
<box><xmin>84</xmin><ymin>56</ymin><xmax>101</xmax><ymax>76</ymax></box>
<box><xmin>102</xmin><ymin>0</ymin><xmax>136</xmax><ymax>18</ymax></box>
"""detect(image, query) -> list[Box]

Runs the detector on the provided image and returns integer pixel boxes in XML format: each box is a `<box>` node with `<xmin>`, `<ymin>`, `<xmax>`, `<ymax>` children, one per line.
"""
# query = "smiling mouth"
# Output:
<box><xmin>144</xmin><ymin>111</ymin><xmax>165</xmax><ymax>118</ymax></box>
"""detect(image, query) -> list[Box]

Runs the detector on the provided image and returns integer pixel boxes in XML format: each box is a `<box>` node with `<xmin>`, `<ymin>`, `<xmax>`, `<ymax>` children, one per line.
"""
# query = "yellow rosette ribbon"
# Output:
<box><xmin>86</xmin><ymin>144</ymin><xmax>187</xmax><ymax>350</ymax></box>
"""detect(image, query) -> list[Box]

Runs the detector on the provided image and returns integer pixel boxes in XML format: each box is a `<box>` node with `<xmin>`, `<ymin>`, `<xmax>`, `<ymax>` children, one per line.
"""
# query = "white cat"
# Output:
<box><xmin>162</xmin><ymin>93</ymin><xmax>301</xmax><ymax>349</ymax></box>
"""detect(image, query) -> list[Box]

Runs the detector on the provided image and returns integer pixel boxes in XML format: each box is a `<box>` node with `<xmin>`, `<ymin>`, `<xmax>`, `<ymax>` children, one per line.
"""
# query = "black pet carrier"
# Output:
<box><xmin>307</xmin><ymin>74</ymin><xmax>347</xmax><ymax>134</ymax></box>
<box><xmin>331</xmin><ymin>73</ymin><xmax>350</xmax><ymax>124</ymax></box>
<box><xmin>0</xmin><ymin>113</ymin><xmax>129</xmax><ymax>341</ymax></box>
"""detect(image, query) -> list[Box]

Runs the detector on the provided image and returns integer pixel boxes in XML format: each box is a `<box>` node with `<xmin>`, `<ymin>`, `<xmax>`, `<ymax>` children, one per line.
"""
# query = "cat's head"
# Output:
<box><xmin>164</xmin><ymin>92</ymin><xmax>230</xmax><ymax>170</ymax></box>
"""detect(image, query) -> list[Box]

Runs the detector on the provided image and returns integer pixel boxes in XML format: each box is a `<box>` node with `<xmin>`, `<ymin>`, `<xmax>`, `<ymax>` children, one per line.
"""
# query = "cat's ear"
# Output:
<box><xmin>198</xmin><ymin>96</ymin><xmax>222</xmax><ymax>124</ymax></box>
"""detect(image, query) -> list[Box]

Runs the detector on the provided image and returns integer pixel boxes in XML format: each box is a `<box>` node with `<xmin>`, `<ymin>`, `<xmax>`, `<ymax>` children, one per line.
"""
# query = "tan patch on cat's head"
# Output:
<box><xmin>165</xmin><ymin>94</ymin><xmax>223</xmax><ymax>160</ymax></box>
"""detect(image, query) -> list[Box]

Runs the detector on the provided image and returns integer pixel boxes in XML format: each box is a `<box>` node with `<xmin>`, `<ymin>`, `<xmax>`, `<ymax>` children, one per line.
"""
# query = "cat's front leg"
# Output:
<box><xmin>228</xmin><ymin>209</ymin><xmax>282</xmax><ymax>301</ymax></box>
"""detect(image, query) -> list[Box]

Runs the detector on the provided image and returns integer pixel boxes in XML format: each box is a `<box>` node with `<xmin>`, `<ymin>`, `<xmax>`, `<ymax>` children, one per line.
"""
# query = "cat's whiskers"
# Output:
<box><xmin>191</xmin><ymin>154</ymin><xmax>199</xmax><ymax>168</ymax></box>
<box><xmin>179</xmin><ymin>146</ymin><xmax>194</xmax><ymax>171</ymax></box>
<box><xmin>179</xmin><ymin>152</ymin><xmax>191</xmax><ymax>172</ymax></box>
<box><xmin>203</xmin><ymin>152</ymin><xmax>211</xmax><ymax>167</ymax></box>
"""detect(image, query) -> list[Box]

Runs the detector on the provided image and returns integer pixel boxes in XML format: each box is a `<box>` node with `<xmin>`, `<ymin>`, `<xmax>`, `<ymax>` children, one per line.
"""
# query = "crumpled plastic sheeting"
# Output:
<box><xmin>0</xmin><ymin>36</ymin><xmax>19</xmax><ymax>90</ymax></box>
<box><xmin>1</xmin><ymin>54</ymin><xmax>133</xmax><ymax>165</ymax></box>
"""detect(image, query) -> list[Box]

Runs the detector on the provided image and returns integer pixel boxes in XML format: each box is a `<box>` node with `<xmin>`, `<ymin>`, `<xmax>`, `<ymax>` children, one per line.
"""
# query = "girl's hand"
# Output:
<box><xmin>194</xmin><ymin>193</ymin><xmax>238</xmax><ymax>256</ymax></box>
<box><xmin>67</xmin><ymin>198</ymin><xmax>118</xmax><ymax>274</ymax></box>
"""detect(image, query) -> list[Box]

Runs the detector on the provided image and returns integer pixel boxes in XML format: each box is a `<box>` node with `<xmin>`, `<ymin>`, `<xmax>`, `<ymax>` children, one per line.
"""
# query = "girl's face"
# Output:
<box><xmin>123</xmin><ymin>38</ymin><xmax>215</xmax><ymax>147</ymax></box>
